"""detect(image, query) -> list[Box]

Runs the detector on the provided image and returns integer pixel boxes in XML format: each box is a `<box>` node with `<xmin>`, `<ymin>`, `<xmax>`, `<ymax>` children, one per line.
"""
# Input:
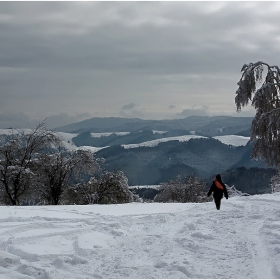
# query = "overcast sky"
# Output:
<box><xmin>1</xmin><ymin>1</ymin><xmax>280</xmax><ymax>129</ymax></box>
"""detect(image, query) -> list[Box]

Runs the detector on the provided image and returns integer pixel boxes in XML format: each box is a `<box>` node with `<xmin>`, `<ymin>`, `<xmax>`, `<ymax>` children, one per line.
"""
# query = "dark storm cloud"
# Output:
<box><xmin>0</xmin><ymin>1</ymin><xmax>271</xmax><ymax>73</ymax></box>
<box><xmin>1</xmin><ymin>1</ymin><xmax>280</xmax><ymax>128</ymax></box>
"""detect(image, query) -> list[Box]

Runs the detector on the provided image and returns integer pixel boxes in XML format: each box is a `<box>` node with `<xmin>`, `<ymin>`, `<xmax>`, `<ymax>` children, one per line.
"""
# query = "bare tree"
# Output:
<box><xmin>74</xmin><ymin>170</ymin><xmax>134</xmax><ymax>204</ymax></box>
<box><xmin>235</xmin><ymin>61</ymin><xmax>280</xmax><ymax>169</ymax></box>
<box><xmin>270</xmin><ymin>171</ymin><xmax>280</xmax><ymax>193</ymax></box>
<box><xmin>0</xmin><ymin>122</ymin><xmax>60</xmax><ymax>205</ymax></box>
<box><xmin>154</xmin><ymin>174</ymin><xmax>209</xmax><ymax>203</ymax></box>
<box><xmin>36</xmin><ymin>149</ymin><xmax>101</xmax><ymax>205</ymax></box>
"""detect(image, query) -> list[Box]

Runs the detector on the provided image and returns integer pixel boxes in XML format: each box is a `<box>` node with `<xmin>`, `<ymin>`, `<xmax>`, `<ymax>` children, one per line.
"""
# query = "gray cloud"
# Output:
<box><xmin>177</xmin><ymin>105</ymin><xmax>210</xmax><ymax>118</ymax></box>
<box><xmin>0</xmin><ymin>2</ymin><xmax>279</xmax><ymax>127</ymax></box>
<box><xmin>0</xmin><ymin>111</ymin><xmax>36</xmax><ymax>129</ymax></box>
<box><xmin>0</xmin><ymin>111</ymin><xmax>91</xmax><ymax>130</ymax></box>
<box><xmin>44</xmin><ymin>113</ymin><xmax>92</xmax><ymax>129</ymax></box>
<box><xmin>120</xmin><ymin>109</ymin><xmax>146</xmax><ymax>119</ymax></box>
<box><xmin>121</xmin><ymin>102</ymin><xmax>137</xmax><ymax>111</ymax></box>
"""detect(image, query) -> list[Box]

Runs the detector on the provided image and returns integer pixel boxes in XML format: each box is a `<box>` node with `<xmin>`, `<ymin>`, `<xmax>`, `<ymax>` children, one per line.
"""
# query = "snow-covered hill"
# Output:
<box><xmin>213</xmin><ymin>135</ymin><xmax>250</xmax><ymax>147</ymax></box>
<box><xmin>0</xmin><ymin>129</ymin><xmax>250</xmax><ymax>153</ymax></box>
<box><xmin>1</xmin><ymin>193</ymin><xmax>280</xmax><ymax>278</ymax></box>
<box><xmin>122</xmin><ymin>135</ymin><xmax>207</xmax><ymax>149</ymax></box>
<box><xmin>73</xmin><ymin>134</ymin><xmax>250</xmax><ymax>151</ymax></box>
<box><xmin>120</xmin><ymin>135</ymin><xmax>250</xmax><ymax>149</ymax></box>
<box><xmin>70</xmin><ymin>134</ymin><xmax>250</xmax><ymax>153</ymax></box>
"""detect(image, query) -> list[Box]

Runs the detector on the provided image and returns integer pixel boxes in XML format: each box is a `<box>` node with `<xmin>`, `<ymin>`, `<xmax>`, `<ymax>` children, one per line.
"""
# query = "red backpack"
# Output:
<box><xmin>214</xmin><ymin>180</ymin><xmax>224</xmax><ymax>190</ymax></box>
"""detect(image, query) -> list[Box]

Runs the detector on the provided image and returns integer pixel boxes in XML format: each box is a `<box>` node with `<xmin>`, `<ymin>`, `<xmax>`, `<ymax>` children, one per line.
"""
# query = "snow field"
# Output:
<box><xmin>213</xmin><ymin>135</ymin><xmax>250</xmax><ymax>146</ymax></box>
<box><xmin>0</xmin><ymin>130</ymin><xmax>250</xmax><ymax>155</ymax></box>
<box><xmin>90</xmin><ymin>132</ymin><xmax>130</xmax><ymax>138</ymax></box>
<box><xmin>66</xmin><ymin>133</ymin><xmax>250</xmax><ymax>149</ymax></box>
<box><xmin>0</xmin><ymin>193</ymin><xmax>280</xmax><ymax>278</ymax></box>
<box><xmin>122</xmin><ymin>135</ymin><xmax>207</xmax><ymax>149</ymax></box>
<box><xmin>73</xmin><ymin>134</ymin><xmax>250</xmax><ymax>152</ymax></box>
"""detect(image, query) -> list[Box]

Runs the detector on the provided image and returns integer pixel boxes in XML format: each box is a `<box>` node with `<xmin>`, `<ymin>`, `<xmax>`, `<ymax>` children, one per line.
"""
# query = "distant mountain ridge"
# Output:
<box><xmin>57</xmin><ymin>116</ymin><xmax>253</xmax><ymax>137</ymax></box>
<box><xmin>57</xmin><ymin>115</ymin><xmax>274</xmax><ymax>193</ymax></box>
<box><xmin>1</xmin><ymin>116</ymin><xmax>273</xmax><ymax>194</ymax></box>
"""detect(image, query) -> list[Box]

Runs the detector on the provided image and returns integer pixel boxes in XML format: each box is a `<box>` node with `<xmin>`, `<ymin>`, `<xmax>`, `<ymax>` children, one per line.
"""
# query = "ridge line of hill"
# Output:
<box><xmin>57</xmin><ymin>115</ymin><xmax>254</xmax><ymax>135</ymax></box>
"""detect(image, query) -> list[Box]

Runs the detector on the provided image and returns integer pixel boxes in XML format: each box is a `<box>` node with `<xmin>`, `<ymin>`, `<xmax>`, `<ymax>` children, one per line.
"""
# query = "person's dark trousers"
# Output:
<box><xmin>214</xmin><ymin>197</ymin><xmax>221</xmax><ymax>210</ymax></box>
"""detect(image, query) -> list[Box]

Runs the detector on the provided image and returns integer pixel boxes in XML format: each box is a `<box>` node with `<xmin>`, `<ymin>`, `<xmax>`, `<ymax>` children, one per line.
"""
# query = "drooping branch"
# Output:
<box><xmin>235</xmin><ymin>61</ymin><xmax>280</xmax><ymax>168</ymax></box>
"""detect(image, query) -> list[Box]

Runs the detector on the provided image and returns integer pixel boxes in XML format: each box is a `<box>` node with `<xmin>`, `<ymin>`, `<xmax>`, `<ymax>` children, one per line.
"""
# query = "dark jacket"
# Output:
<box><xmin>207</xmin><ymin>179</ymin><xmax>228</xmax><ymax>200</ymax></box>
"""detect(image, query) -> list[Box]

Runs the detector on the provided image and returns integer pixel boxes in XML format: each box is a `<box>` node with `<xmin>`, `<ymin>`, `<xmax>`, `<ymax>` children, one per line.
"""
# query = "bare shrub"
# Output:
<box><xmin>73</xmin><ymin>170</ymin><xmax>134</xmax><ymax>204</ymax></box>
<box><xmin>154</xmin><ymin>174</ymin><xmax>209</xmax><ymax>203</ymax></box>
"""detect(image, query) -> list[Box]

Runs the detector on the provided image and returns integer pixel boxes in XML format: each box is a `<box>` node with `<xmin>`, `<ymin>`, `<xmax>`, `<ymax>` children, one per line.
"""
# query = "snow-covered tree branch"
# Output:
<box><xmin>235</xmin><ymin>61</ymin><xmax>280</xmax><ymax>169</ymax></box>
<box><xmin>36</xmin><ymin>149</ymin><xmax>101</xmax><ymax>205</ymax></box>
<box><xmin>73</xmin><ymin>170</ymin><xmax>135</xmax><ymax>204</ymax></box>
<box><xmin>0</xmin><ymin>121</ymin><xmax>61</xmax><ymax>205</ymax></box>
<box><xmin>0</xmin><ymin>122</ymin><xmax>135</xmax><ymax>206</ymax></box>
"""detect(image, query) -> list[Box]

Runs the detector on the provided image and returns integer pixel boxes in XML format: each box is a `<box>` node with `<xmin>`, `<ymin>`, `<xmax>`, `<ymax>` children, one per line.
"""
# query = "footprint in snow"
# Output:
<box><xmin>154</xmin><ymin>261</ymin><xmax>168</xmax><ymax>268</ymax></box>
<box><xmin>186</xmin><ymin>223</ymin><xmax>196</xmax><ymax>231</ymax></box>
<box><xmin>191</xmin><ymin>232</ymin><xmax>214</xmax><ymax>240</ymax></box>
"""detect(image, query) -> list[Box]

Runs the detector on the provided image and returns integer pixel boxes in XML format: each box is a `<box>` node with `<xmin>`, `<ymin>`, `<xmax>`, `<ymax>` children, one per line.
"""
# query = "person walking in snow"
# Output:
<box><xmin>207</xmin><ymin>174</ymin><xmax>228</xmax><ymax>210</ymax></box>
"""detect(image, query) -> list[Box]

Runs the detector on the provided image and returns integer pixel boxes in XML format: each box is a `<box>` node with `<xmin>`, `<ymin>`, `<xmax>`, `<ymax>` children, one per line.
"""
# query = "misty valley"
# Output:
<box><xmin>53</xmin><ymin>116</ymin><xmax>276</xmax><ymax>197</ymax></box>
<box><xmin>60</xmin><ymin>116</ymin><xmax>276</xmax><ymax>196</ymax></box>
<box><xmin>0</xmin><ymin>115</ymin><xmax>276</xmax><ymax>205</ymax></box>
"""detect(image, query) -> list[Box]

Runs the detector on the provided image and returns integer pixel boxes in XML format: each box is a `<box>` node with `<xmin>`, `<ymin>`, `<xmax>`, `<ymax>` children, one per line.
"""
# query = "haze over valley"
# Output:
<box><xmin>0</xmin><ymin>115</ymin><xmax>274</xmax><ymax>196</ymax></box>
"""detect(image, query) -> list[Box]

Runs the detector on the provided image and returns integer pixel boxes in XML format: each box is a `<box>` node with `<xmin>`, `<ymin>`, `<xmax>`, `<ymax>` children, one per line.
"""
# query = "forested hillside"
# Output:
<box><xmin>72</xmin><ymin>129</ymin><xmax>191</xmax><ymax>147</ymax></box>
<box><xmin>95</xmin><ymin>138</ymin><xmax>268</xmax><ymax>186</ymax></box>
<box><xmin>218</xmin><ymin>167</ymin><xmax>276</xmax><ymax>194</ymax></box>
